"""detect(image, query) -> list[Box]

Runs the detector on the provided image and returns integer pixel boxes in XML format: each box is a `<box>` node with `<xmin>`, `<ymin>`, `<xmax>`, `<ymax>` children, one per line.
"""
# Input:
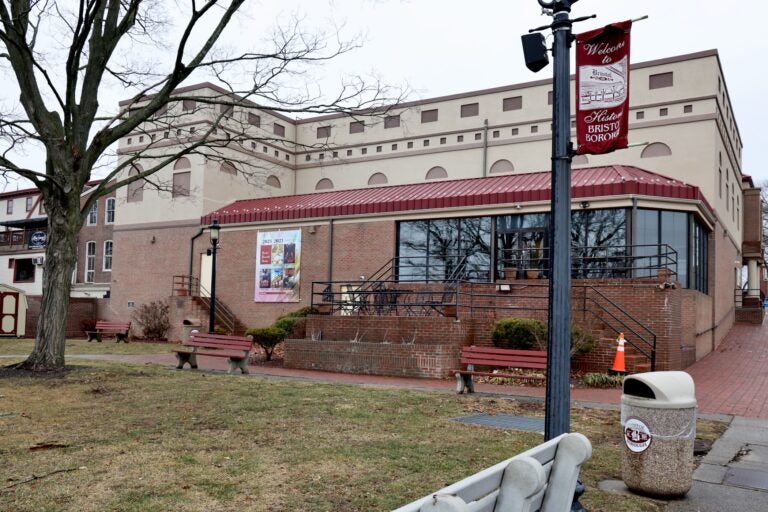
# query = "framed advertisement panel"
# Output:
<box><xmin>254</xmin><ymin>229</ymin><xmax>301</xmax><ymax>302</ymax></box>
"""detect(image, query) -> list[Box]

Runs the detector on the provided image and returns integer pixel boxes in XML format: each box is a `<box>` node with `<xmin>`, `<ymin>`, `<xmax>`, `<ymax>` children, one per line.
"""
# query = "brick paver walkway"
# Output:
<box><xmin>687</xmin><ymin>316</ymin><xmax>768</xmax><ymax>418</ymax></box>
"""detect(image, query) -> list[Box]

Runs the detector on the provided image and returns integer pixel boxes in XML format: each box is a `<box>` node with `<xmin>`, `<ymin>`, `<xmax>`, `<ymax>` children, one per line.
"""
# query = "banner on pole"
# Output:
<box><xmin>575</xmin><ymin>20</ymin><xmax>632</xmax><ymax>155</ymax></box>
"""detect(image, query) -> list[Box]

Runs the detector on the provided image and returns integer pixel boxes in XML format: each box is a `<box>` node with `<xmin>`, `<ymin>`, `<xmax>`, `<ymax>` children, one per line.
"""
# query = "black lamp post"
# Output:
<box><xmin>208</xmin><ymin>219</ymin><xmax>220</xmax><ymax>333</ymax></box>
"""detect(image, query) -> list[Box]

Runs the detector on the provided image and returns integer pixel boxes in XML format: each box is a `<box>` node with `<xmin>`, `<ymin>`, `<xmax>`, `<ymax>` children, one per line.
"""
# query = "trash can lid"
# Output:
<box><xmin>622</xmin><ymin>371</ymin><xmax>696</xmax><ymax>408</ymax></box>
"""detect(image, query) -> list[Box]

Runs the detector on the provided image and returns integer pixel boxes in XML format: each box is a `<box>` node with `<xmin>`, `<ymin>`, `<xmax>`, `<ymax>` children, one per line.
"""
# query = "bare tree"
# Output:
<box><xmin>0</xmin><ymin>0</ymin><xmax>403</xmax><ymax>370</ymax></box>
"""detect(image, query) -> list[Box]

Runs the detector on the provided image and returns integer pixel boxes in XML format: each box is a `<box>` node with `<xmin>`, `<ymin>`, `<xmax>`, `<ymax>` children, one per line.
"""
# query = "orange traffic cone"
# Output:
<box><xmin>611</xmin><ymin>332</ymin><xmax>627</xmax><ymax>374</ymax></box>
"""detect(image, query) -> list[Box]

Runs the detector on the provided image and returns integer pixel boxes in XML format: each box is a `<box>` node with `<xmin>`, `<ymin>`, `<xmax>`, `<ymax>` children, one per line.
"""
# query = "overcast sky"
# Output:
<box><xmin>3</xmin><ymin>1</ymin><xmax>766</xmax><ymax>189</ymax></box>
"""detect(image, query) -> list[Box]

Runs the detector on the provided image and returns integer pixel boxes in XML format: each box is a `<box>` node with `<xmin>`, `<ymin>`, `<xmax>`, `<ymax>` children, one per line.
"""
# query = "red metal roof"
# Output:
<box><xmin>202</xmin><ymin>165</ymin><xmax>711</xmax><ymax>226</ymax></box>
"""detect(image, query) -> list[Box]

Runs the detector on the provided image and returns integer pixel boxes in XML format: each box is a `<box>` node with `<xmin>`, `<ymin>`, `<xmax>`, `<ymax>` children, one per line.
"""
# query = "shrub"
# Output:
<box><xmin>246</xmin><ymin>326</ymin><xmax>288</xmax><ymax>361</ymax></box>
<box><xmin>491</xmin><ymin>318</ymin><xmax>596</xmax><ymax>357</ymax></box>
<box><xmin>570</xmin><ymin>325</ymin><xmax>596</xmax><ymax>357</ymax></box>
<box><xmin>491</xmin><ymin>318</ymin><xmax>547</xmax><ymax>350</ymax></box>
<box><xmin>581</xmin><ymin>372</ymin><xmax>624</xmax><ymax>388</ymax></box>
<box><xmin>133</xmin><ymin>300</ymin><xmax>171</xmax><ymax>339</ymax></box>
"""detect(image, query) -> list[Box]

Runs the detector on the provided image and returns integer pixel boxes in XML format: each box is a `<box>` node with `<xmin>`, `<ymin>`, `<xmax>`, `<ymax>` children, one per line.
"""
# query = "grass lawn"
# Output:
<box><xmin>0</xmin><ymin>343</ymin><xmax>725</xmax><ymax>511</ymax></box>
<box><xmin>0</xmin><ymin>338</ymin><xmax>173</xmax><ymax>356</ymax></box>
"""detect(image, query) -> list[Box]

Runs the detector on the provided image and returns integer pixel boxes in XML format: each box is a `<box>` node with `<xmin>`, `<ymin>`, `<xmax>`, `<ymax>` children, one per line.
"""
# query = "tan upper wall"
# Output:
<box><xmin>114</xmin><ymin>50</ymin><xmax>746</xmax><ymax>242</ymax></box>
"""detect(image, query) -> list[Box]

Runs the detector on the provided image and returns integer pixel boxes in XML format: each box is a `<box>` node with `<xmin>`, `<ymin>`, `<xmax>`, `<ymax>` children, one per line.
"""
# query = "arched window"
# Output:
<box><xmin>425</xmin><ymin>166</ymin><xmax>448</xmax><ymax>180</ymax></box>
<box><xmin>220</xmin><ymin>160</ymin><xmax>237</xmax><ymax>175</ymax></box>
<box><xmin>127</xmin><ymin>164</ymin><xmax>144</xmax><ymax>202</ymax></box>
<box><xmin>489</xmin><ymin>159</ymin><xmax>514</xmax><ymax>174</ymax></box>
<box><xmin>173</xmin><ymin>157</ymin><xmax>191</xmax><ymax>170</ymax></box>
<box><xmin>85</xmin><ymin>241</ymin><xmax>96</xmax><ymax>283</ymax></box>
<box><xmin>640</xmin><ymin>142</ymin><xmax>672</xmax><ymax>158</ymax></box>
<box><xmin>103</xmin><ymin>240</ymin><xmax>113</xmax><ymax>271</ymax></box>
<box><xmin>367</xmin><ymin>172</ymin><xmax>388</xmax><ymax>186</ymax></box>
<box><xmin>266</xmin><ymin>175</ymin><xmax>282</xmax><ymax>188</ymax></box>
<box><xmin>571</xmin><ymin>155</ymin><xmax>589</xmax><ymax>166</ymax></box>
<box><xmin>315</xmin><ymin>178</ymin><xmax>334</xmax><ymax>191</ymax></box>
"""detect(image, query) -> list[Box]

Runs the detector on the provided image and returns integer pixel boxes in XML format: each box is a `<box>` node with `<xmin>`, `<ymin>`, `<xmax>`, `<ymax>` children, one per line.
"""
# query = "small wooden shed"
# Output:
<box><xmin>0</xmin><ymin>284</ymin><xmax>28</xmax><ymax>337</ymax></box>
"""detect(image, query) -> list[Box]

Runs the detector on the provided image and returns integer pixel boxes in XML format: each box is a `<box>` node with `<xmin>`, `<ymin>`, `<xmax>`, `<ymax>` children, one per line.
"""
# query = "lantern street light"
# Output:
<box><xmin>208</xmin><ymin>219</ymin><xmax>221</xmax><ymax>333</ymax></box>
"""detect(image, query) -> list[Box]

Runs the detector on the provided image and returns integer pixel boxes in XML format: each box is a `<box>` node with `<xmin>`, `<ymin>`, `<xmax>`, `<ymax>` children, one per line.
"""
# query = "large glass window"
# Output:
<box><xmin>398</xmin><ymin>217</ymin><xmax>491</xmax><ymax>282</ymax></box>
<box><xmin>496</xmin><ymin>213</ymin><xmax>549</xmax><ymax>279</ymax></box>
<box><xmin>87</xmin><ymin>203</ymin><xmax>97</xmax><ymax>225</ymax></box>
<box><xmin>571</xmin><ymin>209</ymin><xmax>627</xmax><ymax>278</ymax></box>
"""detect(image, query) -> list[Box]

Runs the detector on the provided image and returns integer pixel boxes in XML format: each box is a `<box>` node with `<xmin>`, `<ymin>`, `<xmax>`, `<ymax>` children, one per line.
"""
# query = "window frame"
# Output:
<box><xmin>85</xmin><ymin>241</ymin><xmax>96</xmax><ymax>283</ymax></box>
<box><xmin>103</xmin><ymin>240</ymin><xmax>113</xmax><ymax>272</ymax></box>
<box><xmin>105</xmin><ymin>198</ymin><xmax>115</xmax><ymax>224</ymax></box>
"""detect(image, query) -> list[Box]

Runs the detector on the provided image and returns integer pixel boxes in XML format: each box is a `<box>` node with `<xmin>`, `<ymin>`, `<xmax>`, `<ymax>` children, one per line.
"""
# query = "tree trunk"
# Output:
<box><xmin>20</xmin><ymin>197</ymin><xmax>81</xmax><ymax>370</ymax></box>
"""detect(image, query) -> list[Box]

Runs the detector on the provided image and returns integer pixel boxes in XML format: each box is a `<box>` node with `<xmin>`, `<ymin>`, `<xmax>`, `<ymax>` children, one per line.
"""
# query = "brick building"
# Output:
<box><xmin>3</xmin><ymin>50</ymin><xmax>764</xmax><ymax>376</ymax></box>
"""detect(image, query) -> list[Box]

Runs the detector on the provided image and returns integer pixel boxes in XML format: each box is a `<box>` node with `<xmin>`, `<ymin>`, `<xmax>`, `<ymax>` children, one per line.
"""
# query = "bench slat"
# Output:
<box><xmin>459</xmin><ymin>371</ymin><xmax>544</xmax><ymax>380</ymax></box>
<box><xmin>462</xmin><ymin>347</ymin><xmax>547</xmax><ymax>357</ymax></box>
<box><xmin>174</xmin><ymin>349</ymin><xmax>248</xmax><ymax>359</ymax></box>
<box><xmin>184</xmin><ymin>339</ymin><xmax>252</xmax><ymax>350</ymax></box>
<box><xmin>460</xmin><ymin>357</ymin><xmax>547</xmax><ymax>369</ymax></box>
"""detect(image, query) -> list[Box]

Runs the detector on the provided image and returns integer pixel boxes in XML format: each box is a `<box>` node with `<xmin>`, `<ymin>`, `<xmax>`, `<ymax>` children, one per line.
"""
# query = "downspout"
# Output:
<box><xmin>188</xmin><ymin>227</ymin><xmax>205</xmax><ymax>295</ymax></box>
<box><xmin>482</xmin><ymin>119</ymin><xmax>489</xmax><ymax>177</ymax></box>
<box><xmin>327</xmin><ymin>219</ymin><xmax>334</xmax><ymax>281</ymax></box>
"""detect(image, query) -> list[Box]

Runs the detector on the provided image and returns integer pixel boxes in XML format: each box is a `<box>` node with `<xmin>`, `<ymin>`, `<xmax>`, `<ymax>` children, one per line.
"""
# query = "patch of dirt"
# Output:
<box><xmin>0</xmin><ymin>363</ymin><xmax>81</xmax><ymax>380</ymax></box>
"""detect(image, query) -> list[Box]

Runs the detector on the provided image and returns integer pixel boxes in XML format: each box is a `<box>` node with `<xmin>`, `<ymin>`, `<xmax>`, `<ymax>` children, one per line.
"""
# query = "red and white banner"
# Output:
<box><xmin>575</xmin><ymin>20</ymin><xmax>632</xmax><ymax>155</ymax></box>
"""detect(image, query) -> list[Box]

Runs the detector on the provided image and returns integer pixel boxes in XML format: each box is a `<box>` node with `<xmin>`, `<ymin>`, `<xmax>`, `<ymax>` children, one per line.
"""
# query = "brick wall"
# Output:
<box><xmin>25</xmin><ymin>296</ymin><xmax>97</xmax><ymax>338</ymax></box>
<box><xmin>284</xmin><ymin>315</ymin><xmax>471</xmax><ymax>378</ymax></box>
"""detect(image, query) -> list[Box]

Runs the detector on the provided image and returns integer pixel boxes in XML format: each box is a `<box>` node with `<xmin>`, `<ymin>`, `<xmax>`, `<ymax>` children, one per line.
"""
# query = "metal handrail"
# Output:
<box><xmin>460</xmin><ymin>281</ymin><xmax>657</xmax><ymax>371</ymax></box>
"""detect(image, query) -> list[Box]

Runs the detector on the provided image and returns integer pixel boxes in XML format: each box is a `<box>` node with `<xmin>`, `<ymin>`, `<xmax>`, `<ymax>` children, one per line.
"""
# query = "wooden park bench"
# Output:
<box><xmin>456</xmin><ymin>346</ymin><xmax>548</xmax><ymax>394</ymax></box>
<box><xmin>173</xmin><ymin>332</ymin><xmax>253</xmax><ymax>374</ymax></box>
<box><xmin>392</xmin><ymin>432</ymin><xmax>592</xmax><ymax>512</ymax></box>
<box><xmin>86</xmin><ymin>321</ymin><xmax>131</xmax><ymax>343</ymax></box>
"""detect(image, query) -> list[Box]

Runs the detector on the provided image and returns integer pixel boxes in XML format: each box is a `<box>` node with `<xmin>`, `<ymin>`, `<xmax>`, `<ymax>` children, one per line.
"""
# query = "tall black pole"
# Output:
<box><xmin>208</xmin><ymin>220</ymin><xmax>220</xmax><ymax>334</ymax></box>
<box><xmin>541</xmin><ymin>0</ymin><xmax>575</xmax><ymax>441</ymax></box>
<box><xmin>209</xmin><ymin>243</ymin><xmax>217</xmax><ymax>333</ymax></box>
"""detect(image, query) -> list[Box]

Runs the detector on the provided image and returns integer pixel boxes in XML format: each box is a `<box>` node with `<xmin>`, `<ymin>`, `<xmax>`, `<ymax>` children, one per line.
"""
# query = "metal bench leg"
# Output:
<box><xmin>175</xmin><ymin>353</ymin><xmax>190</xmax><ymax>369</ymax></box>
<box><xmin>456</xmin><ymin>372</ymin><xmax>466</xmax><ymax>394</ymax></box>
<box><xmin>228</xmin><ymin>357</ymin><xmax>249</xmax><ymax>375</ymax></box>
<box><xmin>116</xmin><ymin>333</ymin><xmax>128</xmax><ymax>343</ymax></box>
<box><xmin>465</xmin><ymin>374</ymin><xmax>475</xmax><ymax>394</ymax></box>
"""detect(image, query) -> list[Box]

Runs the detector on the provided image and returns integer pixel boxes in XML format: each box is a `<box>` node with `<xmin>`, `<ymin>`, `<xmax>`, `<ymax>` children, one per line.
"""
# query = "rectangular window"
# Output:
<box><xmin>332</xmin><ymin>151</ymin><xmax>338</xmax><ymax>158</ymax></box>
<box><xmin>421</xmin><ymin>109</ymin><xmax>438</xmax><ymax>123</ymax></box>
<box><xmin>248</xmin><ymin>113</ymin><xmax>261</xmax><ymax>127</ymax></box>
<box><xmin>511</xmin><ymin>128</ymin><xmax>519</xmax><ymax>136</ymax></box>
<box><xmin>636</xmin><ymin>111</ymin><xmax>645</xmax><ymax>120</ymax></box>
<box><xmin>474</xmin><ymin>133</ymin><xmax>482</xmax><ymax>140</ymax></box>
<box><xmin>6</xmin><ymin>200</ymin><xmax>12</xmax><ymax>215</ymax></box>
<box><xmin>531</xmin><ymin>125</ymin><xmax>538</xmax><ymax>133</ymax></box>
<box><xmin>87</xmin><ymin>203</ymin><xmax>97</xmax><ymax>225</ymax></box>
<box><xmin>182</xmin><ymin>99</ymin><xmax>196</xmax><ymax>111</ymax></box>
<box><xmin>659</xmin><ymin>108</ymin><xmax>668</xmax><ymax>117</ymax></box>
<box><xmin>103</xmin><ymin>241</ymin><xmax>113</xmax><ymax>271</ymax></box>
<box><xmin>13</xmin><ymin>258</ymin><xmax>35</xmax><ymax>283</ymax></box>
<box><xmin>440</xmin><ymin>137</ymin><xmax>446</xmax><ymax>144</ymax></box>
<box><xmin>649</xmin><ymin>72</ymin><xmax>673</xmax><ymax>89</ymax></box>
<box><xmin>391</xmin><ymin>144</ymin><xmax>398</xmax><ymax>151</ymax></box>
<box><xmin>683</xmin><ymin>104</ymin><xmax>693</xmax><ymax>114</ymax></box>
<box><xmin>384</xmin><ymin>115</ymin><xmax>400</xmax><ymax>129</ymax></box>
<box><xmin>25</xmin><ymin>197</ymin><xmax>33</xmax><ymax>211</ymax></box>
<box><xmin>503</xmin><ymin>96</ymin><xmax>522</xmax><ymax>111</ymax></box>
<box><xmin>457</xmin><ymin>135</ymin><xmax>464</xmax><ymax>142</ymax></box>
<box><xmin>106</xmin><ymin>198</ymin><xmax>115</xmax><ymax>224</ymax></box>
<box><xmin>376</xmin><ymin>145</ymin><xmax>382</xmax><ymax>153</ymax></box>
<box><xmin>316</xmin><ymin>126</ymin><xmax>331</xmax><ymax>138</ymax></box>
<box><xmin>273</xmin><ymin>123</ymin><xmax>285</xmax><ymax>137</ymax></box>
<box><xmin>492</xmin><ymin>130</ymin><xmax>500</xmax><ymax>138</ymax></box>
<box><xmin>349</xmin><ymin>121</ymin><xmax>364</xmax><ymax>134</ymax></box>
<box><xmin>718</xmin><ymin>169</ymin><xmax>722</xmax><ymax>197</ymax></box>
<box><xmin>85</xmin><ymin>242</ymin><xmax>96</xmax><ymax>283</ymax></box>
<box><xmin>547</xmin><ymin>91</ymin><xmax>553</xmax><ymax>105</ymax></box>
<box><xmin>423</xmin><ymin>139</ymin><xmax>430</xmax><ymax>147</ymax></box>
<box><xmin>346</xmin><ymin>149</ymin><xmax>352</xmax><ymax>156</ymax></box>
<box><xmin>407</xmin><ymin>141</ymin><xmax>414</xmax><ymax>149</ymax></box>
<box><xmin>361</xmin><ymin>148</ymin><xmax>367</xmax><ymax>155</ymax></box>
<box><xmin>172</xmin><ymin>172</ymin><xmax>191</xmax><ymax>197</ymax></box>
<box><xmin>460</xmin><ymin>103</ymin><xmax>479</xmax><ymax>117</ymax></box>
<box><xmin>220</xmin><ymin>104</ymin><xmax>233</xmax><ymax>116</ymax></box>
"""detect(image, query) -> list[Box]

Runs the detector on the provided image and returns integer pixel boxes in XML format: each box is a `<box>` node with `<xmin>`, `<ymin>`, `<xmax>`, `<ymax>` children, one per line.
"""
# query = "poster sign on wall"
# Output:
<box><xmin>254</xmin><ymin>230</ymin><xmax>301</xmax><ymax>302</ymax></box>
<box><xmin>575</xmin><ymin>20</ymin><xmax>632</xmax><ymax>155</ymax></box>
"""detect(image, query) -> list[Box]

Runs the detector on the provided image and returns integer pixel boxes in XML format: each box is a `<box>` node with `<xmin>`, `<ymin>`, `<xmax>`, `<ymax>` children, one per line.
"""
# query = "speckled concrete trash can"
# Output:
<box><xmin>620</xmin><ymin>371</ymin><xmax>696</xmax><ymax>498</ymax></box>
